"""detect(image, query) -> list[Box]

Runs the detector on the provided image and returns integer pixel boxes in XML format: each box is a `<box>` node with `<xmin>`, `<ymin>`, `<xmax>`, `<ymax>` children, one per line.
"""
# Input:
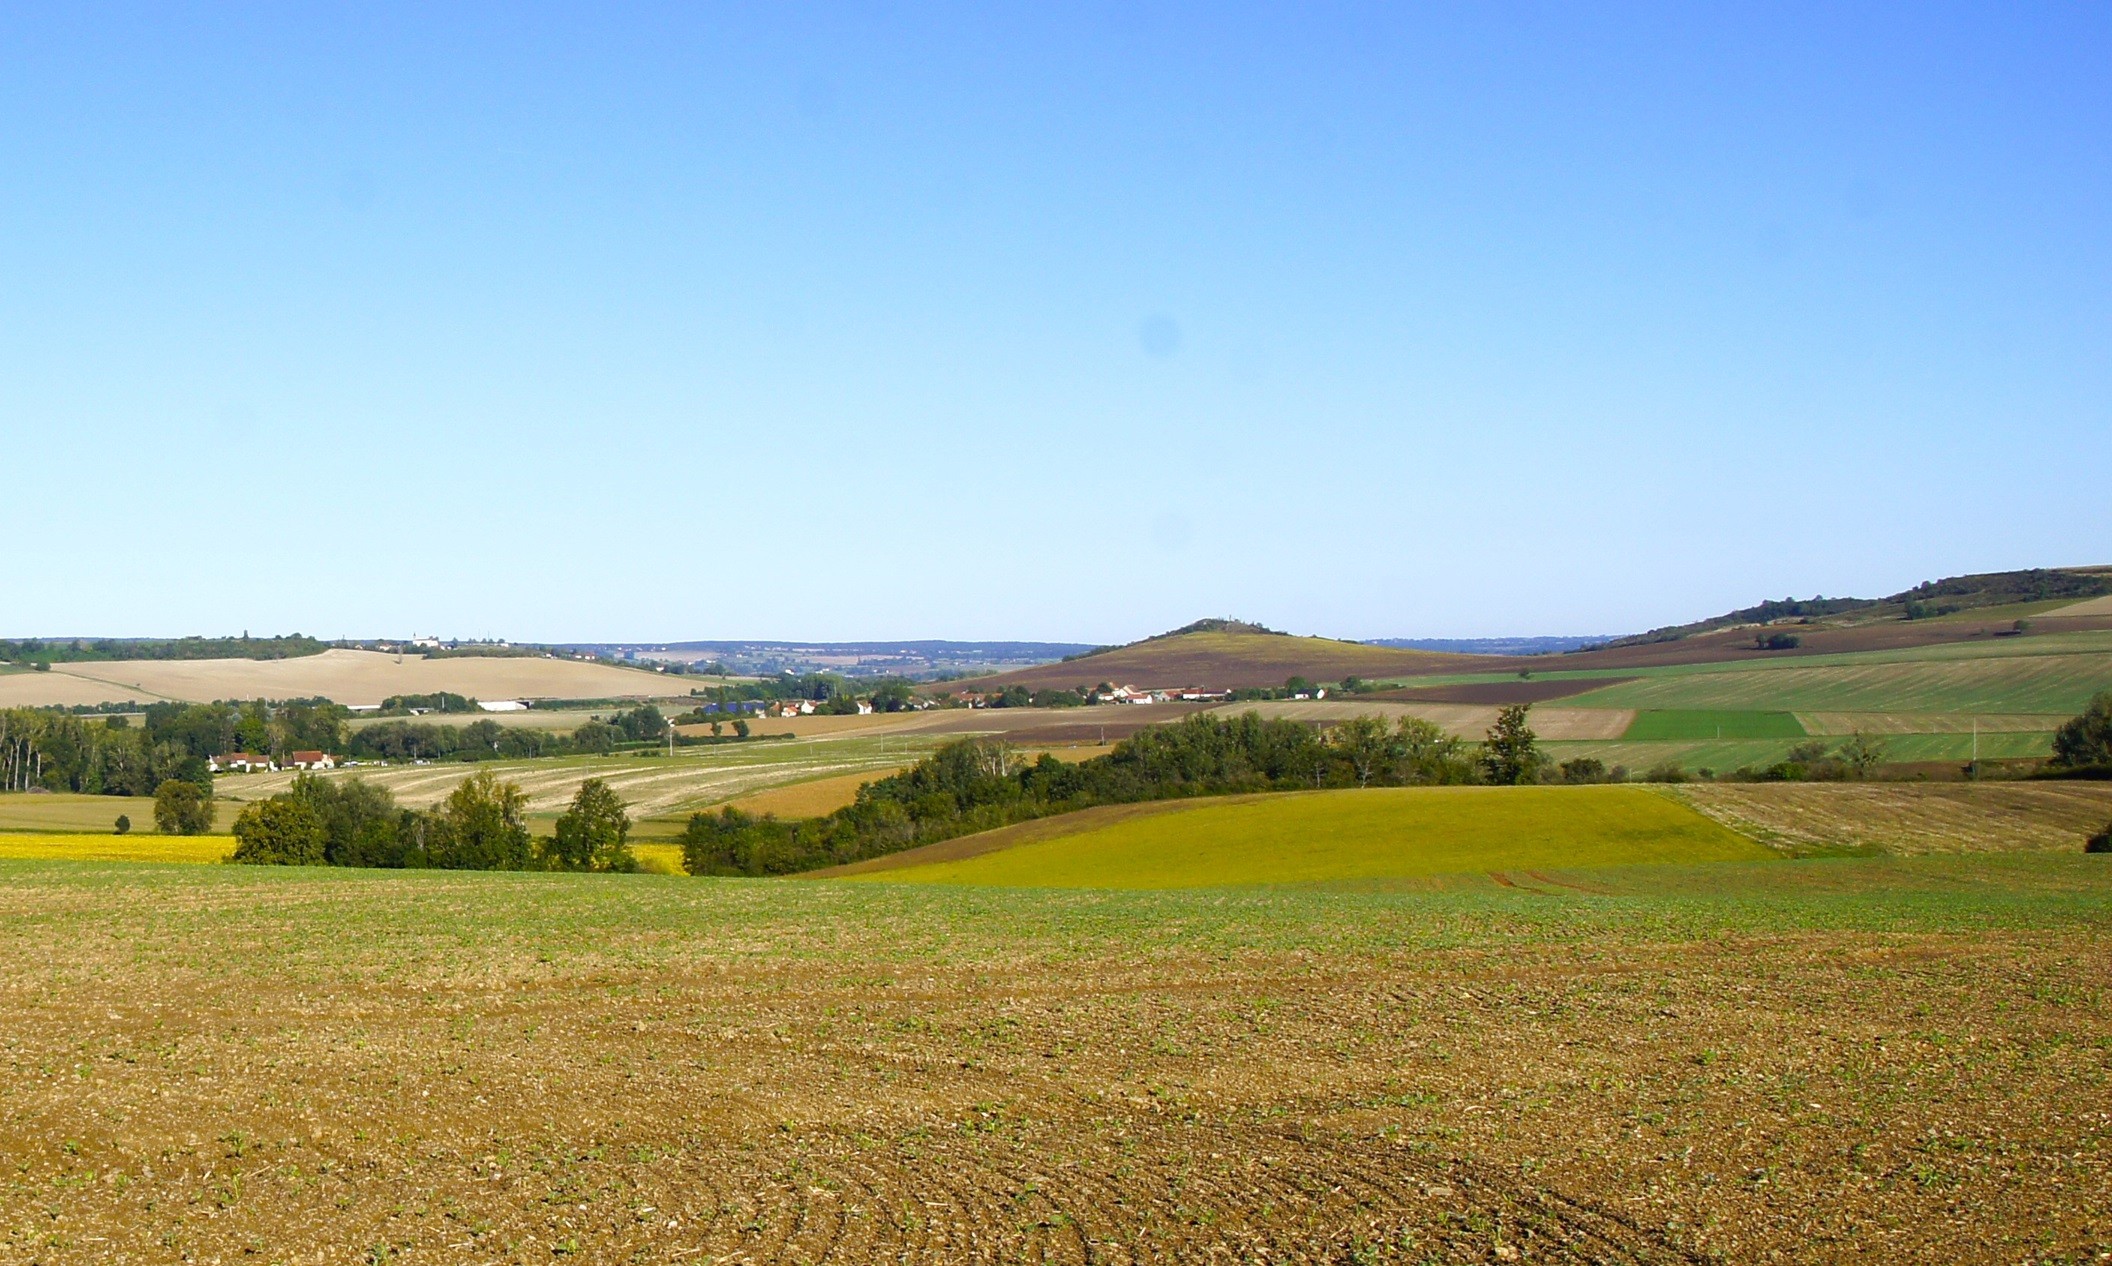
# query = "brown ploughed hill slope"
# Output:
<box><xmin>953</xmin><ymin>630</ymin><xmax>1477</xmax><ymax>693</ymax></box>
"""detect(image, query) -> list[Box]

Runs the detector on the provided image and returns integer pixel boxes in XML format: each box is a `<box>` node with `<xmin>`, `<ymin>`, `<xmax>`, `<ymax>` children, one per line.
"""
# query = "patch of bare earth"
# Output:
<box><xmin>0</xmin><ymin>871</ymin><xmax>2107</xmax><ymax>1262</ymax></box>
<box><xmin>1664</xmin><ymin>781</ymin><xmax>2112</xmax><ymax>855</ymax></box>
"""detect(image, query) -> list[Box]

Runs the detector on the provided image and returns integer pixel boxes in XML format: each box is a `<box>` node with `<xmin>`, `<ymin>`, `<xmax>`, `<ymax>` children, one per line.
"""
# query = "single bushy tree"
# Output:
<box><xmin>152</xmin><ymin>779</ymin><xmax>213</xmax><ymax>835</ymax></box>
<box><xmin>2051</xmin><ymin>691</ymin><xmax>2112</xmax><ymax>769</ymax></box>
<box><xmin>1479</xmin><ymin>705</ymin><xmax>1541</xmax><ymax>786</ymax></box>
<box><xmin>548</xmin><ymin>777</ymin><xmax>637</xmax><ymax>872</ymax></box>
<box><xmin>231</xmin><ymin>798</ymin><xmax>327</xmax><ymax>865</ymax></box>
<box><xmin>422</xmin><ymin>770</ymin><xmax>535</xmax><ymax>870</ymax></box>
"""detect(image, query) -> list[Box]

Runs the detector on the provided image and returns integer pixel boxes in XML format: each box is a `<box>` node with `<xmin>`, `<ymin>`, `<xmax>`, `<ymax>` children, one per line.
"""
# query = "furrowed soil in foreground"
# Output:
<box><xmin>2</xmin><ymin>859</ymin><xmax>2109</xmax><ymax>1263</ymax></box>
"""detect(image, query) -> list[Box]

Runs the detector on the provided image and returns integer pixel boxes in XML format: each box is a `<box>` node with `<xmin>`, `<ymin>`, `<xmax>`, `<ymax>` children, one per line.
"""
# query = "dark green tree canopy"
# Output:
<box><xmin>231</xmin><ymin>798</ymin><xmax>327</xmax><ymax>866</ymax></box>
<box><xmin>152</xmin><ymin>779</ymin><xmax>214</xmax><ymax>836</ymax></box>
<box><xmin>1479</xmin><ymin>705</ymin><xmax>1542</xmax><ymax>786</ymax></box>
<box><xmin>548</xmin><ymin>778</ymin><xmax>636</xmax><ymax>872</ymax></box>
<box><xmin>2051</xmin><ymin>691</ymin><xmax>2112</xmax><ymax>770</ymax></box>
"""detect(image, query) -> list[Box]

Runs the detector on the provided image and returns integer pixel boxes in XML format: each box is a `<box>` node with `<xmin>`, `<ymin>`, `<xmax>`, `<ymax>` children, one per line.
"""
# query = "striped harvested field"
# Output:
<box><xmin>1795</xmin><ymin>712</ymin><xmax>2068</xmax><ymax>736</ymax></box>
<box><xmin>1562</xmin><ymin>646</ymin><xmax>2112</xmax><ymax>715</ymax></box>
<box><xmin>215</xmin><ymin>740</ymin><xmax>930</xmax><ymax>822</ymax></box>
<box><xmin>1662</xmin><ymin>782</ymin><xmax>2112</xmax><ymax>856</ymax></box>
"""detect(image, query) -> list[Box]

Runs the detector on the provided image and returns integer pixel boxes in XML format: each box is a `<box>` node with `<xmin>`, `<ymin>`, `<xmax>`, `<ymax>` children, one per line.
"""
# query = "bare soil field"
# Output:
<box><xmin>1663</xmin><ymin>781</ymin><xmax>2112</xmax><ymax>855</ymax></box>
<box><xmin>964</xmin><ymin>632</ymin><xmax>1470</xmax><ymax>693</ymax></box>
<box><xmin>8</xmin><ymin>650</ymin><xmax>678</xmax><ymax>708</ymax></box>
<box><xmin>1209</xmin><ymin>699</ymin><xmax>1636</xmax><ymax>741</ymax></box>
<box><xmin>0</xmin><ymin>858</ymin><xmax>2106</xmax><ymax>1263</ymax></box>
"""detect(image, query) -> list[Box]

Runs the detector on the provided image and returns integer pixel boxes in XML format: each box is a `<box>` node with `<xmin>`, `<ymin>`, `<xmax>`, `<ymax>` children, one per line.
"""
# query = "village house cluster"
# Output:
<box><xmin>207</xmin><ymin>751</ymin><xmax>337</xmax><ymax>774</ymax></box>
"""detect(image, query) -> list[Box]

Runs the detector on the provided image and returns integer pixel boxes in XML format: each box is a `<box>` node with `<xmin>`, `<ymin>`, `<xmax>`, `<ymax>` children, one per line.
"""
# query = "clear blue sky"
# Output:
<box><xmin>4</xmin><ymin>4</ymin><xmax>2107</xmax><ymax>644</ymax></box>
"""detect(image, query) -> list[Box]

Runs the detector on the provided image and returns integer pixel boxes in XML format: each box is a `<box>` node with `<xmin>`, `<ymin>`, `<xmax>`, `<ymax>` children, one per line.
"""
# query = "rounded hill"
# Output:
<box><xmin>951</xmin><ymin>629</ymin><xmax>1473</xmax><ymax>694</ymax></box>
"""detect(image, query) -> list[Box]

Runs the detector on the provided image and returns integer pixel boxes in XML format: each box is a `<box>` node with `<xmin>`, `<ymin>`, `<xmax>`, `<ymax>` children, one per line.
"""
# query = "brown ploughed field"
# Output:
<box><xmin>2</xmin><ymin>849</ymin><xmax>2108</xmax><ymax>1264</ymax></box>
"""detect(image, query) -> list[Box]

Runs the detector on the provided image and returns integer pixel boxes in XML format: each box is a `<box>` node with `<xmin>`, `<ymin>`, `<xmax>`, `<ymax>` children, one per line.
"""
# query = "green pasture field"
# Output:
<box><xmin>0</xmin><ymin>791</ymin><xmax>239</xmax><ymax>833</ymax></box>
<box><xmin>0</xmin><ymin>847</ymin><xmax>2101</xmax><ymax>963</ymax></box>
<box><xmin>1621</xmin><ymin>709</ymin><xmax>1807</xmax><ymax>741</ymax></box>
<box><xmin>1373</xmin><ymin>629</ymin><xmax>2112</xmax><ymax>702</ymax></box>
<box><xmin>1561</xmin><ymin>650</ymin><xmax>2112</xmax><ymax>714</ymax></box>
<box><xmin>859</xmin><ymin>785</ymin><xmax>1772</xmax><ymax>888</ymax></box>
<box><xmin>1543</xmin><ymin>729</ymin><xmax>2055</xmax><ymax>774</ymax></box>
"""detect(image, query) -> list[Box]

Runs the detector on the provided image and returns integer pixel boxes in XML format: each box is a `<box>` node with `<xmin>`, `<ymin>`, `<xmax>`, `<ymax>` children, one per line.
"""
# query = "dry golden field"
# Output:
<box><xmin>719</xmin><ymin>768</ymin><xmax>913</xmax><ymax>818</ymax></box>
<box><xmin>0</xmin><ymin>856</ymin><xmax>2107</xmax><ymax>1263</ymax></box>
<box><xmin>0</xmin><ymin>650</ymin><xmax>679</xmax><ymax>707</ymax></box>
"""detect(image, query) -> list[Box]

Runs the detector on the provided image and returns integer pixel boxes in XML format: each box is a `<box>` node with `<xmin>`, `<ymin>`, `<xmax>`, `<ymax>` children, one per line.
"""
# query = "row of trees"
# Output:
<box><xmin>678</xmin><ymin>708</ymin><xmax>1544</xmax><ymax>877</ymax></box>
<box><xmin>684</xmin><ymin>674</ymin><xmax>918</xmax><ymax>713</ymax></box>
<box><xmin>2</xmin><ymin>635</ymin><xmax>327</xmax><ymax>665</ymax></box>
<box><xmin>0</xmin><ymin>700</ymin><xmax>343</xmax><ymax>797</ymax></box>
<box><xmin>230</xmin><ymin>772</ymin><xmax>638</xmax><ymax>872</ymax></box>
<box><xmin>343</xmin><ymin>704</ymin><xmax>671</xmax><ymax>763</ymax></box>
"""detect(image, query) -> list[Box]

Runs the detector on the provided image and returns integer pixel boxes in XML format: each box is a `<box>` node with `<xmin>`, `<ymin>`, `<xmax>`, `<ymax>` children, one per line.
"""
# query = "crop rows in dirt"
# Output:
<box><xmin>1</xmin><ymin>863</ymin><xmax>2109</xmax><ymax>1263</ymax></box>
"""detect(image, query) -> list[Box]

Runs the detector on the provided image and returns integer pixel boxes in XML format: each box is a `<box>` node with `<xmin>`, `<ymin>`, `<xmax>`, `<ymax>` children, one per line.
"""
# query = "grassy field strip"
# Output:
<box><xmin>1794</xmin><ymin>711</ymin><xmax>2068</xmax><ymax>736</ymax></box>
<box><xmin>1380</xmin><ymin>629</ymin><xmax>2112</xmax><ymax>693</ymax></box>
<box><xmin>1662</xmin><ymin>782</ymin><xmax>2112</xmax><ymax>856</ymax></box>
<box><xmin>1203</xmin><ymin>699</ymin><xmax>1634</xmax><ymax>740</ymax></box>
<box><xmin>0</xmin><ymin>832</ymin><xmax>234</xmax><ymax>863</ymax></box>
<box><xmin>858</xmin><ymin>785</ymin><xmax>1772</xmax><ymax>888</ymax></box>
<box><xmin>1542</xmin><ymin>731</ymin><xmax>2054</xmax><ymax>772</ymax></box>
<box><xmin>0</xmin><ymin>791</ymin><xmax>241</xmax><ymax>833</ymax></box>
<box><xmin>1621</xmin><ymin>709</ymin><xmax>1806</xmax><ymax>740</ymax></box>
<box><xmin>1558</xmin><ymin>649</ymin><xmax>2112</xmax><ymax>714</ymax></box>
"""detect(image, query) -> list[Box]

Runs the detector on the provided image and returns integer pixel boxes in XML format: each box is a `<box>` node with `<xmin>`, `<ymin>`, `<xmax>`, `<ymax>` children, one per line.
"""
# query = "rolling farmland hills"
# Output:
<box><xmin>0</xmin><ymin>647</ymin><xmax>679</xmax><ymax>707</ymax></box>
<box><xmin>954</xmin><ymin>629</ymin><xmax>1469</xmax><ymax>693</ymax></box>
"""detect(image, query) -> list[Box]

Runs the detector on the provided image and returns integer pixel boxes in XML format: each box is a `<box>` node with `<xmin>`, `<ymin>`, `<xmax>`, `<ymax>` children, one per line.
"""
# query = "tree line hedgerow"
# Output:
<box><xmin>230</xmin><ymin>772</ymin><xmax>640</xmax><ymax>872</ymax></box>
